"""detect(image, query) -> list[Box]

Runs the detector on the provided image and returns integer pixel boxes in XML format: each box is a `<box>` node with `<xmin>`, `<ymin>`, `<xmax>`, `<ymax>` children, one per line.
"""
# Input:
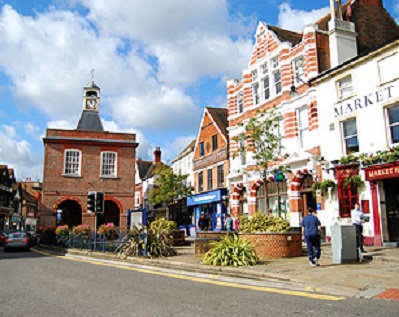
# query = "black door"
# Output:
<box><xmin>384</xmin><ymin>179</ymin><xmax>399</xmax><ymax>242</ymax></box>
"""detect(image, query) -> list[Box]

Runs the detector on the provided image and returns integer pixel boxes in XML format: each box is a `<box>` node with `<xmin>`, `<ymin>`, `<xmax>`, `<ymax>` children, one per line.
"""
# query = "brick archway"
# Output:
<box><xmin>230</xmin><ymin>183</ymin><xmax>245</xmax><ymax>217</ymax></box>
<box><xmin>289</xmin><ymin>169</ymin><xmax>313</xmax><ymax>218</ymax></box>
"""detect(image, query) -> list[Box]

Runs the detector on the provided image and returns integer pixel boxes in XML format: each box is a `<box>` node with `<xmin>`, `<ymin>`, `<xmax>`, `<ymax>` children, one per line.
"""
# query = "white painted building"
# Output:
<box><xmin>315</xmin><ymin>39</ymin><xmax>399</xmax><ymax>246</ymax></box>
<box><xmin>171</xmin><ymin>139</ymin><xmax>195</xmax><ymax>188</ymax></box>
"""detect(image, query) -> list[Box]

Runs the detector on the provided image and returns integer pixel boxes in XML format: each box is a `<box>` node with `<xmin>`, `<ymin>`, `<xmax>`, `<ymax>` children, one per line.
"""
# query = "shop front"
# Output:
<box><xmin>364</xmin><ymin>163</ymin><xmax>399</xmax><ymax>246</ymax></box>
<box><xmin>187</xmin><ymin>189</ymin><xmax>228</xmax><ymax>231</ymax></box>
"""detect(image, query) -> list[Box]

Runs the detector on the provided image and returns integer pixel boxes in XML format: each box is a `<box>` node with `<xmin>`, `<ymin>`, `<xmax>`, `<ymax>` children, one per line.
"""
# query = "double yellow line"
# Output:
<box><xmin>33</xmin><ymin>249</ymin><xmax>344</xmax><ymax>301</ymax></box>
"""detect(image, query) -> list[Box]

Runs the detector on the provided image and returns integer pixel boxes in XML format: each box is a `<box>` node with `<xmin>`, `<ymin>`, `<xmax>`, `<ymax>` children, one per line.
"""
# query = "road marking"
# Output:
<box><xmin>33</xmin><ymin>249</ymin><xmax>344</xmax><ymax>301</ymax></box>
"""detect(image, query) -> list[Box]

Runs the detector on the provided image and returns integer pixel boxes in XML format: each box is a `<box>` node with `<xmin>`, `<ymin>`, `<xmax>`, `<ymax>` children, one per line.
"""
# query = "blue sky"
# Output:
<box><xmin>0</xmin><ymin>0</ymin><xmax>398</xmax><ymax>180</ymax></box>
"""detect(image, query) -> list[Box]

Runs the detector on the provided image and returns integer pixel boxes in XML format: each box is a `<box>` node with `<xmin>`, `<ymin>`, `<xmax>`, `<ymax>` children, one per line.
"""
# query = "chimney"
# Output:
<box><xmin>328</xmin><ymin>0</ymin><xmax>357</xmax><ymax>68</ymax></box>
<box><xmin>153</xmin><ymin>147</ymin><xmax>161</xmax><ymax>163</ymax></box>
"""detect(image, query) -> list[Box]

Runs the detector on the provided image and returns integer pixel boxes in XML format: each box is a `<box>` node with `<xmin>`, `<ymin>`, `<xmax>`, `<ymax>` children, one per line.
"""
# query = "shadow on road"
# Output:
<box><xmin>0</xmin><ymin>246</ymin><xmax>66</xmax><ymax>260</ymax></box>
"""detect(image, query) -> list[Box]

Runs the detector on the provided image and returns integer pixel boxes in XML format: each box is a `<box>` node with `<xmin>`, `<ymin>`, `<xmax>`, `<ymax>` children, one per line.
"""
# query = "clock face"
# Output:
<box><xmin>86</xmin><ymin>99</ymin><xmax>97</xmax><ymax>109</ymax></box>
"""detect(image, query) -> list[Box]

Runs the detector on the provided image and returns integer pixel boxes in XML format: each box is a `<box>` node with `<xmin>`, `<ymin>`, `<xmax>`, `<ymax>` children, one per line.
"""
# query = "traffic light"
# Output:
<box><xmin>87</xmin><ymin>191</ymin><xmax>96</xmax><ymax>213</ymax></box>
<box><xmin>95</xmin><ymin>192</ymin><xmax>104</xmax><ymax>213</ymax></box>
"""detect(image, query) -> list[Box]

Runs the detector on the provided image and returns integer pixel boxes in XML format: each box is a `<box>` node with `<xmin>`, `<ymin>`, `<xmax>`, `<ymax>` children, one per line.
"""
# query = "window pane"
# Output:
<box><xmin>298</xmin><ymin>107</ymin><xmax>308</xmax><ymax>128</ymax></box>
<box><xmin>343</xmin><ymin>119</ymin><xmax>357</xmax><ymax>137</ymax></box>
<box><xmin>101</xmin><ymin>152</ymin><xmax>117</xmax><ymax>176</ymax></box>
<box><xmin>388</xmin><ymin>105</ymin><xmax>399</xmax><ymax>124</ymax></box>
<box><xmin>345</xmin><ymin>136</ymin><xmax>359</xmax><ymax>153</ymax></box>
<box><xmin>391</xmin><ymin>126</ymin><xmax>399</xmax><ymax>144</ymax></box>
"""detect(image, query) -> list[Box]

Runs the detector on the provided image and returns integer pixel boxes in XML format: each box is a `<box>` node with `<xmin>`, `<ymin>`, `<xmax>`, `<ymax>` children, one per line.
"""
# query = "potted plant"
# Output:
<box><xmin>97</xmin><ymin>223</ymin><xmax>119</xmax><ymax>240</ymax></box>
<box><xmin>339</xmin><ymin>154</ymin><xmax>359</xmax><ymax>165</ymax></box>
<box><xmin>343</xmin><ymin>175</ymin><xmax>364</xmax><ymax>188</ymax></box>
<box><xmin>320</xmin><ymin>180</ymin><xmax>336</xmax><ymax>196</ymax></box>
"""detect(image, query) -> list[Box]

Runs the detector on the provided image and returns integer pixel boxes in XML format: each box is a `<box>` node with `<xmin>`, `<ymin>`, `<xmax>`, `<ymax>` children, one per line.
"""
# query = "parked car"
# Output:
<box><xmin>26</xmin><ymin>231</ymin><xmax>39</xmax><ymax>247</ymax></box>
<box><xmin>0</xmin><ymin>229</ymin><xmax>17</xmax><ymax>247</ymax></box>
<box><xmin>3</xmin><ymin>231</ymin><xmax>30</xmax><ymax>251</ymax></box>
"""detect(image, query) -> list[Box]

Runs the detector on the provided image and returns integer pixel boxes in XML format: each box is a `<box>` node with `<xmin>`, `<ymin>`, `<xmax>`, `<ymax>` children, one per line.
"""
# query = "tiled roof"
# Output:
<box><xmin>268</xmin><ymin>25</ymin><xmax>302</xmax><ymax>46</ymax></box>
<box><xmin>137</xmin><ymin>160</ymin><xmax>153</xmax><ymax>180</ymax></box>
<box><xmin>143</xmin><ymin>162</ymin><xmax>170</xmax><ymax>180</ymax></box>
<box><xmin>172</xmin><ymin>139</ymin><xmax>196</xmax><ymax>162</ymax></box>
<box><xmin>76</xmin><ymin>110</ymin><xmax>104</xmax><ymax>132</ymax></box>
<box><xmin>316</xmin><ymin>0</ymin><xmax>399</xmax><ymax>55</ymax></box>
<box><xmin>206</xmin><ymin>107</ymin><xmax>228</xmax><ymax>140</ymax></box>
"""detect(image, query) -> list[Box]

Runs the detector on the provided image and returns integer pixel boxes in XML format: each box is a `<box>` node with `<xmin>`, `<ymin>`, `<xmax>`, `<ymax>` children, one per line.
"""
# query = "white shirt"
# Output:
<box><xmin>351</xmin><ymin>208</ymin><xmax>363</xmax><ymax>225</ymax></box>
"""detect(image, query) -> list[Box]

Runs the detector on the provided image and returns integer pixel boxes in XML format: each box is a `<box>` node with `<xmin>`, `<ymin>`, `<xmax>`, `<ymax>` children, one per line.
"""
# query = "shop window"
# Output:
<box><xmin>338</xmin><ymin>184</ymin><xmax>358</xmax><ymax>218</ymax></box>
<box><xmin>199</xmin><ymin>142</ymin><xmax>204</xmax><ymax>157</ymax></box>
<box><xmin>207</xmin><ymin>168</ymin><xmax>213</xmax><ymax>190</ymax></box>
<box><xmin>387</xmin><ymin>105</ymin><xmax>399</xmax><ymax>144</ymax></box>
<box><xmin>342</xmin><ymin>118</ymin><xmax>359</xmax><ymax>154</ymax></box>
<box><xmin>237</xmin><ymin>92</ymin><xmax>244</xmax><ymax>114</ymax></box>
<box><xmin>217</xmin><ymin>164</ymin><xmax>224</xmax><ymax>187</ymax></box>
<box><xmin>337</xmin><ymin>75</ymin><xmax>353</xmax><ymax>99</ymax></box>
<box><xmin>212</xmin><ymin>135</ymin><xmax>218</xmax><ymax>151</ymax></box>
<box><xmin>198</xmin><ymin>171</ymin><xmax>203</xmax><ymax>192</ymax></box>
<box><xmin>256</xmin><ymin>182</ymin><xmax>289</xmax><ymax>218</ymax></box>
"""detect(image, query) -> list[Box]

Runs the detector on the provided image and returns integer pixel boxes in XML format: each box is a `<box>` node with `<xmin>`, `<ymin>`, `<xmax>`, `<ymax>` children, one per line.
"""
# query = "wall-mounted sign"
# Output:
<box><xmin>334</xmin><ymin>85</ymin><xmax>394</xmax><ymax>118</ymax></box>
<box><xmin>365</xmin><ymin>164</ymin><xmax>399</xmax><ymax>181</ymax></box>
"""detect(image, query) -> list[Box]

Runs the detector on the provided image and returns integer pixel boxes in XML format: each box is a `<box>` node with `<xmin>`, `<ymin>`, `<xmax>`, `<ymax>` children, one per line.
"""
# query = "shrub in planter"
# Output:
<box><xmin>238</xmin><ymin>212</ymin><xmax>290</xmax><ymax>233</ymax></box>
<box><xmin>97</xmin><ymin>223</ymin><xmax>119</xmax><ymax>240</ymax></box>
<box><xmin>55</xmin><ymin>225</ymin><xmax>70</xmax><ymax>247</ymax></box>
<box><xmin>117</xmin><ymin>224</ymin><xmax>175</xmax><ymax>259</ymax></box>
<box><xmin>149</xmin><ymin>218</ymin><xmax>177</xmax><ymax>231</ymax></box>
<box><xmin>72</xmin><ymin>224</ymin><xmax>91</xmax><ymax>236</ymax></box>
<box><xmin>55</xmin><ymin>225</ymin><xmax>69</xmax><ymax>236</ymax></box>
<box><xmin>202</xmin><ymin>233</ymin><xmax>258</xmax><ymax>267</ymax></box>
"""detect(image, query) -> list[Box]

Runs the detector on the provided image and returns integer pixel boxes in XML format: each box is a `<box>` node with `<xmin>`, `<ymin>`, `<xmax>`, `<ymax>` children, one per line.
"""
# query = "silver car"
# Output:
<box><xmin>4</xmin><ymin>232</ymin><xmax>30</xmax><ymax>251</ymax></box>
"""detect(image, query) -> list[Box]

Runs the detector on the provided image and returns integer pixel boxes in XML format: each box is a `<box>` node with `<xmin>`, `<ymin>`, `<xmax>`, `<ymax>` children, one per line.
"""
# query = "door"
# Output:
<box><xmin>300</xmin><ymin>174</ymin><xmax>317</xmax><ymax>217</ymax></box>
<box><xmin>384</xmin><ymin>179</ymin><xmax>399</xmax><ymax>242</ymax></box>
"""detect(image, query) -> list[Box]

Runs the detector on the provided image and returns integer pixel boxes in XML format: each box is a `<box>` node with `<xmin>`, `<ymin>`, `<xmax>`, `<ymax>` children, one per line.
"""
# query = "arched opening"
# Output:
<box><xmin>57</xmin><ymin>200</ymin><xmax>82</xmax><ymax>228</ymax></box>
<box><xmin>97</xmin><ymin>200</ymin><xmax>120</xmax><ymax>227</ymax></box>
<box><xmin>300</xmin><ymin>174</ymin><xmax>316</xmax><ymax>217</ymax></box>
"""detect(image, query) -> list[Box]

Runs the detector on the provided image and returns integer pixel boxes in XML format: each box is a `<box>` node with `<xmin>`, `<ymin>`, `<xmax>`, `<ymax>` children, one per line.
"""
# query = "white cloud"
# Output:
<box><xmin>277</xmin><ymin>3</ymin><xmax>329</xmax><ymax>32</ymax></box>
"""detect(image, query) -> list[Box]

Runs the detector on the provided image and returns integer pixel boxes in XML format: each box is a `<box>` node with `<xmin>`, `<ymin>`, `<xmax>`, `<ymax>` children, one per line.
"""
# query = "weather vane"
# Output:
<box><xmin>90</xmin><ymin>69</ymin><xmax>96</xmax><ymax>82</ymax></box>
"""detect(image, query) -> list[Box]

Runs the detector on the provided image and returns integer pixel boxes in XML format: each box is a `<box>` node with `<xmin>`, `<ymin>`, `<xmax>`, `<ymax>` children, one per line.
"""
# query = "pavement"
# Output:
<box><xmin>35</xmin><ymin>240</ymin><xmax>399</xmax><ymax>301</ymax></box>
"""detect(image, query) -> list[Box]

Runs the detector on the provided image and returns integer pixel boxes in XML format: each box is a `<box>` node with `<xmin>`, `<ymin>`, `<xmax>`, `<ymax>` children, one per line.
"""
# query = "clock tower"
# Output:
<box><xmin>76</xmin><ymin>81</ymin><xmax>104</xmax><ymax>131</ymax></box>
<box><xmin>83</xmin><ymin>81</ymin><xmax>100</xmax><ymax>111</ymax></box>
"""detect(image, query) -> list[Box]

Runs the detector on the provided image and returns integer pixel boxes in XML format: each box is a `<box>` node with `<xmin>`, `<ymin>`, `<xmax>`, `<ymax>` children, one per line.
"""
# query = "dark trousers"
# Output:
<box><xmin>305</xmin><ymin>234</ymin><xmax>321</xmax><ymax>261</ymax></box>
<box><xmin>354</xmin><ymin>224</ymin><xmax>364</xmax><ymax>251</ymax></box>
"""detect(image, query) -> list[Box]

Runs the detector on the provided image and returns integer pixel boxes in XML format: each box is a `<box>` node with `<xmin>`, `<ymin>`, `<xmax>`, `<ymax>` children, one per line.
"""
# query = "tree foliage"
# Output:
<box><xmin>234</xmin><ymin>108</ymin><xmax>290</xmax><ymax>211</ymax></box>
<box><xmin>148</xmin><ymin>166</ymin><xmax>193</xmax><ymax>206</ymax></box>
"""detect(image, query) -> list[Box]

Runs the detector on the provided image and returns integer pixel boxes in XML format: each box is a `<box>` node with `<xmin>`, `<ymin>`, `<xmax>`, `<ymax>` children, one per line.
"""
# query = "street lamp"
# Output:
<box><xmin>289</xmin><ymin>76</ymin><xmax>312</xmax><ymax>97</ymax></box>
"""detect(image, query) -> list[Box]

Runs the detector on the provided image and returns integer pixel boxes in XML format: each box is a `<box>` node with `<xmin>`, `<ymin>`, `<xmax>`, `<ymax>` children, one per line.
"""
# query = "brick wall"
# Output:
<box><xmin>196</xmin><ymin>231</ymin><xmax>302</xmax><ymax>260</ymax></box>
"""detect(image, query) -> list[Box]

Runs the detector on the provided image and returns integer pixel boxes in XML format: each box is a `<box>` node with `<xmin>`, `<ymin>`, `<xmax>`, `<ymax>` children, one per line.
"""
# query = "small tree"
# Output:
<box><xmin>148</xmin><ymin>166</ymin><xmax>193</xmax><ymax>207</ymax></box>
<box><xmin>234</xmin><ymin>108</ymin><xmax>290</xmax><ymax>215</ymax></box>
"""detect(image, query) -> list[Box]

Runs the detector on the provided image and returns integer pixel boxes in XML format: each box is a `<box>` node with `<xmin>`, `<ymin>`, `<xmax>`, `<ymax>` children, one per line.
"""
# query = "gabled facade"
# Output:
<box><xmin>0</xmin><ymin>165</ymin><xmax>17</xmax><ymax>230</ymax></box>
<box><xmin>190</xmin><ymin>107</ymin><xmax>229</xmax><ymax>231</ymax></box>
<box><xmin>226</xmin><ymin>0</ymin><xmax>399</xmax><ymax>228</ymax></box>
<box><xmin>41</xmin><ymin>82</ymin><xmax>138</xmax><ymax>231</ymax></box>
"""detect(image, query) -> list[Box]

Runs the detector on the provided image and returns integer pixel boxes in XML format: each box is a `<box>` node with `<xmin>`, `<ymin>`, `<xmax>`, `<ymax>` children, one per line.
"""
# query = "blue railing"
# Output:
<box><xmin>42</xmin><ymin>231</ymin><xmax>130</xmax><ymax>253</ymax></box>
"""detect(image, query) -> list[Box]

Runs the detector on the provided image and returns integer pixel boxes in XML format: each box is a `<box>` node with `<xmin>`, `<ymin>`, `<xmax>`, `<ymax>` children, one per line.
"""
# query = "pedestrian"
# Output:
<box><xmin>224</xmin><ymin>214</ymin><xmax>233</xmax><ymax>231</ymax></box>
<box><xmin>301</xmin><ymin>207</ymin><xmax>322</xmax><ymax>267</ymax></box>
<box><xmin>233</xmin><ymin>217</ymin><xmax>239</xmax><ymax>231</ymax></box>
<box><xmin>198</xmin><ymin>213</ymin><xmax>206</xmax><ymax>231</ymax></box>
<box><xmin>351</xmin><ymin>203</ymin><xmax>366</xmax><ymax>253</ymax></box>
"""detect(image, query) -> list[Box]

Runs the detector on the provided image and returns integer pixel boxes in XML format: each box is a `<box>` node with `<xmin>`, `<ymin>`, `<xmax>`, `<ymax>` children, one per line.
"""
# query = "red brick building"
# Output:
<box><xmin>190</xmin><ymin>107</ymin><xmax>229</xmax><ymax>231</ymax></box>
<box><xmin>40</xmin><ymin>82</ymin><xmax>138</xmax><ymax>231</ymax></box>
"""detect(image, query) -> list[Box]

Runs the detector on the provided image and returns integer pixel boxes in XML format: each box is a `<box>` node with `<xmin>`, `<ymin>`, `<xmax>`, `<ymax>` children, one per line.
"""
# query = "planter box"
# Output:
<box><xmin>169</xmin><ymin>230</ymin><xmax>186</xmax><ymax>246</ymax></box>
<box><xmin>195</xmin><ymin>231</ymin><xmax>302</xmax><ymax>260</ymax></box>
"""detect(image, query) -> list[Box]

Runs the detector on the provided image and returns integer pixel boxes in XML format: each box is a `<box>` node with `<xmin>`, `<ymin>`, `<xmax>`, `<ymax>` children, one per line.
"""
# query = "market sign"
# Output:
<box><xmin>334</xmin><ymin>85</ymin><xmax>394</xmax><ymax>118</ymax></box>
<box><xmin>365</xmin><ymin>165</ymin><xmax>399</xmax><ymax>181</ymax></box>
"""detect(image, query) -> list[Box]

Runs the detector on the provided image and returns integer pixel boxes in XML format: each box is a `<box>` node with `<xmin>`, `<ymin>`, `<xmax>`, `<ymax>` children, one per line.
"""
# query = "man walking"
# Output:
<box><xmin>351</xmin><ymin>203</ymin><xmax>366</xmax><ymax>253</ymax></box>
<box><xmin>302</xmin><ymin>207</ymin><xmax>322</xmax><ymax>267</ymax></box>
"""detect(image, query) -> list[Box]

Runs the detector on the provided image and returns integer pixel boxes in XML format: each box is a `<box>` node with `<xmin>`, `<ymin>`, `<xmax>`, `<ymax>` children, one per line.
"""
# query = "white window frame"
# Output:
<box><xmin>253</xmin><ymin>82</ymin><xmax>260</xmax><ymax>105</ymax></box>
<box><xmin>386</xmin><ymin>105</ymin><xmax>399</xmax><ymax>145</ymax></box>
<box><xmin>273</xmin><ymin>70</ymin><xmax>281</xmax><ymax>95</ymax></box>
<box><xmin>342</xmin><ymin>118</ymin><xmax>359</xmax><ymax>154</ymax></box>
<box><xmin>293</xmin><ymin>56</ymin><xmax>305</xmax><ymax>85</ymax></box>
<box><xmin>63</xmin><ymin>149</ymin><xmax>81</xmax><ymax>176</ymax></box>
<box><xmin>239</xmin><ymin>138</ymin><xmax>247</xmax><ymax>166</ymax></box>
<box><xmin>237</xmin><ymin>92</ymin><xmax>244</xmax><ymax>113</ymax></box>
<box><xmin>261</xmin><ymin>62</ymin><xmax>269</xmax><ymax>75</ymax></box>
<box><xmin>263</xmin><ymin>76</ymin><xmax>270</xmax><ymax>100</ymax></box>
<box><xmin>271</xmin><ymin>56</ymin><xmax>279</xmax><ymax>69</ymax></box>
<box><xmin>252</xmin><ymin>70</ymin><xmax>258</xmax><ymax>81</ymax></box>
<box><xmin>297</xmin><ymin>106</ymin><xmax>309</xmax><ymax>149</ymax></box>
<box><xmin>100</xmin><ymin>151</ymin><xmax>118</xmax><ymax>177</ymax></box>
<box><xmin>337</xmin><ymin>75</ymin><xmax>353</xmax><ymax>99</ymax></box>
